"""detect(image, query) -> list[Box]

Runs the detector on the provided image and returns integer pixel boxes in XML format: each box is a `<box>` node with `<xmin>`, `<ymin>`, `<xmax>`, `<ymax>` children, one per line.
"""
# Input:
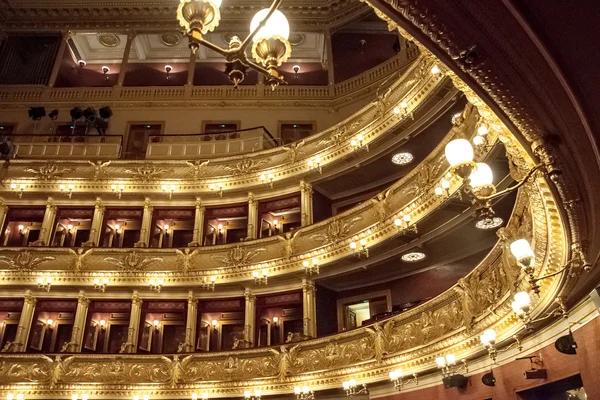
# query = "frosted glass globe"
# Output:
<box><xmin>250</xmin><ymin>9</ymin><xmax>290</xmax><ymax>42</ymax></box>
<box><xmin>510</xmin><ymin>239</ymin><xmax>534</xmax><ymax>263</ymax></box>
<box><xmin>470</xmin><ymin>162</ymin><xmax>493</xmax><ymax>187</ymax></box>
<box><xmin>444</xmin><ymin>139</ymin><xmax>474</xmax><ymax>167</ymax></box>
<box><xmin>514</xmin><ymin>291</ymin><xmax>531</xmax><ymax>307</ymax></box>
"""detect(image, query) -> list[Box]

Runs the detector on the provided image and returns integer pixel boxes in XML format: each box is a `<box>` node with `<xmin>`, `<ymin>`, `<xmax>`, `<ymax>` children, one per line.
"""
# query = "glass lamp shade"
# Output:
<box><xmin>177</xmin><ymin>0</ymin><xmax>222</xmax><ymax>35</ymax></box>
<box><xmin>445</xmin><ymin>354</ymin><xmax>456</xmax><ymax>365</ymax></box>
<box><xmin>435</xmin><ymin>356</ymin><xmax>446</xmax><ymax>368</ymax></box>
<box><xmin>480</xmin><ymin>329</ymin><xmax>496</xmax><ymax>345</ymax></box>
<box><xmin>445</xmin><ymin>139</ymin><xmax>474</xmax><ymax>167</ymax></box>
<box><xmin>514</xmin><ymin>291</ymin><xmax>531</xmax><ymax>308</ymax></box>
<box><xmin>470</xmin><ymin>163</ymin><xmax>494</xmax><ymax>187</ymax></box>
<box><xmin>250</xmin><ymin>9</ymin><xmax>290</xmax><ymax>42</ymax></box>
<box><xmin>510</xmin><ymin>239</ymin><xmax>535</xmax><ymax>264</ymax></box>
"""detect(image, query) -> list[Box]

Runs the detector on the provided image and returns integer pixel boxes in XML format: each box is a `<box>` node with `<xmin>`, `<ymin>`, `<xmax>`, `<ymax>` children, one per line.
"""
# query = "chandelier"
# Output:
<box><xmin>177</xmin><ymin>0</ymin><xmax>292</xmax><ymax>89</ymax></box>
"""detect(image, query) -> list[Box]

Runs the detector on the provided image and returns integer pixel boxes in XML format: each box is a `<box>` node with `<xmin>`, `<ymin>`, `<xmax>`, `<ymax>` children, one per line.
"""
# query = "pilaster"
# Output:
<box><xmin>135</xmin><ymin>197</ymin><xmax>153</xmax><ymax>247</ymax></box>
<box><xmin>182</xmin><ymin>291</ymin><xmax>198</xmax><ymax>352</ymax></box>
<box><xmin>64</xmin><ymin>291</ymin><xmax>89</xmax><ymax>352</ymax></box>
<box><xmin>120</xmin><ymin>291</ymin><xmax>142</xmax><ymax>353</ymax></box>
<box><xmin>247</xmin><ymin>192</ymin><xmax>258</xmax><ymax>240</ymax></box>
<box><xmin>86</xmin><ymin>197</ymin><xmax>105</xmax><ymax>247</ymax></box>
<box><xmin>244</xmin><ymin>288</ymin><xmax>256</xmax><ymax>348</ymax></box>
<box><xmin>190</xmin><ymin>197</ymin><xmax>205</xmax><ymax>247</ymax></box>
<box><xmin>3</xmin><ymin>290</ymin><xmax>36</xmax><ymax>352</ymax></box>
<box><xmin>300</xmin><ymin>181</ymin><xmax>313</xmax><ymax>226</ymax></box>
<box><xmin>302</xmin><ymin>279</ymin><xmax>316</xmax><ymax>337</ymax></box>
<box><xmin>39</xmin><ymin>197</ymin><xmax>57</xmax><ymax>246</ymax></box>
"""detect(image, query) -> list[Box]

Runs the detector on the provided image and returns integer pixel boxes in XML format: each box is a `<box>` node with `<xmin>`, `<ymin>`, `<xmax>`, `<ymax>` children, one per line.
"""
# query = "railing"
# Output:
<box><xmin>11</xmin><ymin>134</ymin><xmax>122</xmax><ymax>159</ymax></box>
<box><xmin>146</xmin><ymin>126</ymin><xmax>281</xmax><ymax>159</ymax></box>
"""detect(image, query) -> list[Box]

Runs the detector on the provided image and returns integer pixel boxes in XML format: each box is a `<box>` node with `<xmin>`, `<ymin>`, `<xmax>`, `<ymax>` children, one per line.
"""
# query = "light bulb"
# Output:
<box><xmin>393</xmin><ymin>107</ymin><xmax>401</xmax><ymax>115</ymax></box>
<box><xmin>47</xmin><ymin>319</ymin><xmax>54</xmax><ymax>326</ymax></box>
<box><xmin>473</xmin><ymin>135</ymin><xmax>484</xmax><ymax>146</ymax></box>
<box><xmin>100</xmin><ymin>319</ymin><xmax>106</xmax><ymax>326</ymax></box>
<box><xmin>312</xmin><ymin>258</ymin><xmax>319</xmax><ymax>265</ymax></box>
<box><xmin>294</xmin><ymin>387</ymin><xmax>301</xmax><ymax>394</ymax></box>
<box><xmin>350</xmin><ymin>241</ymin><xmax>357</xmax><ymax>249</ymax></box>
<box><xmin>510</xmin><ymin>239</ymin><xmax>535</xmax><ymax>265</ymax></box>
<box><xmin>445</xmin><ymin>354</ymin><xmax>456</xmax><ymax>365</ymax></box>
<box><xmin>478</xmin><ymin>125</ymin><xmax>489</xmax><ymax>135</ymax></box>
<box><xmin>210</xmin><ymin>276</ymin><xmax>217</xmax><ymax>282</ymax></box>
<box><xmin>342</xmin><ymin>382</ymin><xmax>349</xmax><ymax>390</ymax></box>
<box><xmin>435</xmin><ymin>356</ymin><xmax>446</xmax><ymax>368</ymax></box>
<box><xmin>445</xmin><ymin>139</ymin><xmax>474</xmax><ymax>167</ymax></box>
<box><xmin>212</xmin><ymin>319</ymin><xmax>218</xmax><ymax>327</ymax></box>
<box><xmin>514</xmin><ymin>291</ymin><xmax>531</xmax><ymax>307</ymax></box>
<box><xmin>359</xmin><ymin>238</ymin><xmax>367</xmax><ymax>246</ymax></box>
<box><xmin>250</xmin><ymin>9</ymin><xmax>290</xmax><ymax>42</ymax></box>
<box><xmin>272</xmin><ymin>316</ymin><xmax>278</xmax><ymax>323</ymax></box>
<box><xmin>67</xmin><ymin>224</ymin><xmax>73</xmax><ymax>230</ymax></box>
<box><xmin>153</xmin><ymin>320</ymin><xmax>159</xmax><ymax>327</ymax></box>
<box><xmin>470</xmin><ymin>163</ymin><xmax>494</xmax><ymax>187</ymax></box>
<box><xmin>431</xmin><ymin>65</ymin><xmax>440</xmax><ymax>74</ymax></box>
<box><xmin>163</xmin><ymin>224</ymin><xmax>169</xmax><ymax>231</ymax></box>
<box><xmin>394</xmin><ymin>218</ymin><xmax>402</xmax><ymax>226</ymax></box>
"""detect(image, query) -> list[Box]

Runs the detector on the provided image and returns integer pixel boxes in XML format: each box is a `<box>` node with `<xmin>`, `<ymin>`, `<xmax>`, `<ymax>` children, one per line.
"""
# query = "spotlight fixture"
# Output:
<box><xmin>149</xmin><ymin>277</ymin><xmax>164</xmax><ymax>293</ymax></box>
<box><xmin>37</xmin><ymin>275</ymin><xmax>52</xmax><ymax>292</ymax></box>
<box><xmin>302</xmin><ymin>258</ymin><xmax>319</xmax><ymax>275</ymax></box>
<box><xmin>59</xmin><ymin>183</ymin><xmax>75</xmax><ymax>198</ymax></box>
<box><xmin>342</xmin><ymin>379</ymin><xmax>368</xmax><ymax>397</ymax></box>
<box><xmin>111</xmin><ymin>184</ymin><xmax>125</xmax><ymax>199</ymax></box>
<box><xmin>253</xmin><ymin>270</ymin><xmax>268</xmax><ymax>285</ymax></box>
<box><xmin>165</xmin><ymin>65</ymin><xmax>173</xmax><ymax>79</ymax></box>
<box><xmin>28</xmin><ymin>107</ymin><xmax>46</xmax><ymax>120</ymax></box>
<box><xmin>294</xmin><ymin>386</ymin><xmax>314</xmax><ymax>400</ymax></box>
<box><xmin>209</xmin><ymin>182</ymin><xmax>224</xmax><ymax>197</ymax></box>
<box><xmin>243</xmin><ymin>390</ymin><xmax>261</xmax><ymax>400</ymax></box>
<box><xmin>481</xmin><ymin>371</ymin><xmax>496</xmax><ymax>387</ymax></box>
<box><xmin>555</xmin><ymin>329</ymin><xmax>577</xmax><ymax>355</ymax></box>
<box><xmin>10</xmin><ymin>183</ymin><xmax>25</xmax><ymax>198</ymax></box>
<box><xmin>99</xmin><ymin>106</ymin><xmax>113</xmax><ymax>119</ymax></box>
<box><xmin>389</xmin><ymin>369</ymin><xmax>418</xmax><ymax>392</ymax></box>
<box><xmin>349</xmin><ymin>238</ymin><xmax>369</xmax><ymax>258</ymax></box>
<box><xmin>93</xmin><ymin>277</ymin><xmax>109</xmax><ymax>292</ymax></box>
<box><xmin>201</xmin><ymin>276</ymin><xmax>217</xmax><ymax>291</ymax></box>
<box><xmin>162</xmin><ymin>184</ymin><xmax>176</xmax><ymax>199</ymax></box>
<box><xmin>48</xmin><ymin>109</ymin><xmax>59</xmax><ymax>120</ymax></box>
<box><xmin>391</xmin><ymin>152</ymin><xmax>414</xmax><ymax>166</ymax></box>
<box><xmin>307</xmin><ymin>156</ymin><xmax>322</xmax><ymax>173</ymax></box>
<box><xmin>401</xmin><ymin>251</ymin><xmax>426</xmax><ymax>263</ymax></box>
<box><xmin>176</xmin><ymin>0</ymin><xmax>292</xmax><ymax>89</ymax></box>
<box><xmin>70</xmin><ymin>107</ymin><xmax>84</xmax><ymax>121</ymax></box>
<box><xmin>393</xmin><ymin>214</ymin><xmax>417</xmax><ymax>234</ymax></box>
<box><xmin>436</xmin><ymin>354</ymin><xmax>468</xmax><ymax>389</ymax></box>
<box><xmin>78</xmin><ymin>59</ymin><xmax>87</xmax><ymax>67</ymax></box>
<box><xmin>102</xmin><ymin>66</ymin><xmax>111</xmax><ymax>80</ymax></box>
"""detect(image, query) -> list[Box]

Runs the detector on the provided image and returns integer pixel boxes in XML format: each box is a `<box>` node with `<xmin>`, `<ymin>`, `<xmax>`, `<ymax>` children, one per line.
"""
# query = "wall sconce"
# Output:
<box><xmin>350</xmin><ymin>134</ymin><xmax>369</xmax><ymax>152</ymax></box>
<box><xmin>431</xmin><ymin>64</ymin><xmax>441</xmax><ymax>74</ymax></box>
<box><xmin>512</xmin><ymin>291</ymin><xmax>568</xmax><ymax>330</ymax></box>
<box><xmin>163</xmin><ymin>224</ymin><xmax>170</xmax><ymax>235</ymax></box>
<box><xmin>253</xmin><ymin>270</ymin><xmax>268</xmax><ymax>285</ymax></box>
<box><xmin>153</xmin><ymin>320</ymin><xmax>160</xmax><ymax>330</ymax></box>
<box><xmin>272</xmin><ymin>316</ymin><xmax>279</xmax><ymax>326</ymax></box>
<box><xmin>46</xmin><ymin>319</ymin><xmax>54</xmax><ymax>329</ymax></box>
<box><xmin>165</xmin><ymin>65</ymin><xmax>172</xmax><ymax>79</ymax></box>
<box><xmin>393</xmin><ymin>101</ymin><xmax>413</xmax><ymax>119</ymax></box>
<box><xmin>303</xmin><ymin>258</ymin><xmax>319</xmax><ymax>275</ymax></box>
<box><xmin>342</xmin><ymin>379</ymin><xmax>369</xmax><ymax>397</ymax></box>
<box><xmin>244</xmin><ymin>390</ymin><xmax>261</xmax><ymax>400</ymax></box>
<box><xmin>217</xmin><ymin>224</ymin><xmax>224</xmax><ymax>234</ymax></box>
<box><xmin>209</xmin><ymin>182</ymin><xmax>224</xmax><ymax>197</ymax></box>
<box><xmin>293</xmin><ymin>65</ymin><xmax>300</xmax><ymax>78</ymax></box>
<box><xmin>102</xmin><ymin>66</ymin><xmax>110</xmax><ymax>80</ymax></box>
<box><xmin>66</xmin><ymin>223</ymin><xmax>74</xmax><ymax>233</ymax></box>
<box><xmin>18</xmin><ymin>224</ymin><xmax>26</xmax><ymax>235</ymax></box>
<box><xmin>393</xmin><ymin>214</ymin><xmax>417</xmax><ymax>234</ymax></box>
<box><xmin>389</xmin><ymin>369</ymin><xmax>418</xmax><ymax>392</ymax></box>
<box><xmin>272</xmin><ymin>219</ymin><xmax>279</xmax><ymax>233</ymax></box>
<box><xmin>93</xmin><ymin>277</ymin><xmax>108</xmax><ymax>292</ymax></box>
<box><xmin>114</xmin><ymin>224</ymin><xmax>121</xmax><ymax>235</ymax></box>
<box><xmin>434</xmin><ymin>179</ymin><xmax>451</xmax><ymax>197</ymax></box>
<box><xmin>149</xmin><ymin>277</ymin><xmax>164</xmax><ymax>293</ymax></box>
<box><xmin>59</xmin><ymin>184</ymin><xmax>75</xmax><ymax>198</ymax></box>
<box><xmin>201</xmin><ymin>276</ymin><xmax>217</xmax><ymax>291</ymax></box>
<box><xmin>260</xmin><ymin>173</ymin><xmax>275</xmax><ymax>188</ymax></box>
<box><xmin>212</xmin><ymin>319</ymin><xmax>219</xmax><ymax>330</ymax></box>
<box><xmin>349</xmin><ymin>239</ymin><xmax>369</xmax><ymax>258</ymax></box>
<box><xmin>111</xmin><ymin>184</ymin><xmax>125</xmax><ymax>199</ymax></box>
<box><xmin>436</xmin><ymin>354</ymin><xmax>468</xmax><ymax>389</ymax></box>
<box><xmin>294</xmin><ymin>386</ymin><xmax>314</xmax><ymax>400</ymax></box>
<box><xmin>10</xmin><ymin>183</ymin><xmax>25</xmax><ymax>198</ymax></box>
<box><xmin>37</xmin><ymin>276</ymin><xmax>52</xmax><ymax>291</ymax></box>
<box><xmin>307</xmin><ymin>156</ymin><xmax>322</xmax><ymax>174</ymax></box>
<box><xmin>99</xmin><ymin>319</ymin><xmax>106</xmax><ymax>330</ymax></box>
<box><xmin>479</xmin><ymin>328</ymin><xmax>522</xmax><ymax>362</ymax></box>
<box><xmin>162</xmin><ymin>185</ymin><xmax>176</xmax><ymax>199</ymax></box>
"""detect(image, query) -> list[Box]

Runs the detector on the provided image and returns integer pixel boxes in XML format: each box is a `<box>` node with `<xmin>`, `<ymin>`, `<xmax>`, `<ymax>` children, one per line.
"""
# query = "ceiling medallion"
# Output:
<box><xmin>161</xmin><ymin>32</ymin><xmax>182</xmax><ymax>47</ymax></box>
<box><xmin>401</xmin><ymin>251</ymin><xmax>426</xmax><ymax>263</ymax></box>
<box><xmin>97</xmin><ymin>33</ymin><xmax>121</xmax><ymax>48</ymax></box>
<box><xmin>288</xmin><ymin>33</ymin><xmax>305</xmax><ymax>47</ymax></box>
<box><xmin>391</xmin><ymin>152</ymin><xmax>414</xmax><ymax>165</ymax></box>
<box><xmin>475</xmin><ymin>217</ymin><xmax>504</xmax><ymax>230</ymax></box>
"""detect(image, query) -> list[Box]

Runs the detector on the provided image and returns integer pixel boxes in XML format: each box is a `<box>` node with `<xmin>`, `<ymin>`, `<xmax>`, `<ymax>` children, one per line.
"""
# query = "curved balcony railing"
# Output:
<box><xmin>10</xmin><ymin>134</ymin><xmax>122</xmax><ymax>159</ymax></box>
<box><xmin>146</xmin><ymin>127</ymin><xmax>281</xmax><ymax>159</ymax></box>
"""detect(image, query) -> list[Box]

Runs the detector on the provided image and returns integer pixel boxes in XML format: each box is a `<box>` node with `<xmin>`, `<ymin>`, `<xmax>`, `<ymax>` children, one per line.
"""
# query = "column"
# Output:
<box><xmin>39</xmin><ymin>197</ymin><xmax>57</xmax><ymax>246</ymax></box>
<box><xmin>116</xmin><ymin>31</ymin><xmax>136</xmax><ymax>87</ymax></box>
<box><xmin>300</xmin><ymin>181</ymin><xmax>313</xmax><ymax>226</ymax></box>
<box><xmin>0</xmin><ymin>200</ymin><xmax>8</xmax><ymax>233</ymax></box>
<box><xmin>120</xmin><ymin>291</ymin><xmax>142</xmax><ymax>353</ymax></box>
<box><xmin>135</xmin><ymin>197</ymin><xmax>153</xmax><ymax>247</ymax></box>
<box><xmin>244</xmin><ymin>288</ymin><xmax>256</xmax><ymax>348</ymax></box>
<box><xmin>302</xmin><ymin>279</ymin><xmax>316</xmax><ymax>338</ymax></box>
<box><xmin>87</xmin><ymin>197</ymin><xmax>105</xmax><ymax>247</ymax></box>
<box><xmin>247</xmin><ymin>192</ymin><xmax>258</xmax><ymax>240</ymax></box>
<box><xmin>186</xmin><ymin>51</ymin><xmax>197</xmax><ymax>86</ymax></box>
<box><xmin>190</xmin><ymin>197</ymin><xmax>205</xmax><ymax>247</ymax></box>
<box><xmin>64</xmin><ymin>291</ymin><xmax>89</xmax><ymax>352</ymax></box>
<box><xmin>325</xmin><ymin>30</ymin><xmax>335</xmax><ymax>96</ymax></box>
<box><xmin>183</xmin><ymin>291</ymin><xmax>197</xmax><ymax>352</ymax></box>
<box><xmin>4</xmin><ymin>290</ymin><xmax>36</xmax><ymax>352</ymax></box>
<box><xmin>48</xmin><ymin>31</ymin><xmax>70</xmax><ymax>88</ymax></box>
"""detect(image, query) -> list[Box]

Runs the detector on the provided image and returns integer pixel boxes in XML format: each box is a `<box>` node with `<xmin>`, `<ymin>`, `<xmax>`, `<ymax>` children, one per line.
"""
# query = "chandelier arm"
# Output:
<box><xmin>246</xmin><ymin>59</ymin><xmax>287</xmax><ymax>84</ymax></box>
<box><xmin>239</xmin><ymin>0</ymin><xmax>284</xmax><ymax>52</ymax></box>
<box><xmin>477</xmin><ymin>164</ymin><xmax>543</xmax><ymax>201</ymax></box>
<box><xmin>197</xmin><ymin>38</ymin><xmax>231</xmax><ymax>57</ymax></box>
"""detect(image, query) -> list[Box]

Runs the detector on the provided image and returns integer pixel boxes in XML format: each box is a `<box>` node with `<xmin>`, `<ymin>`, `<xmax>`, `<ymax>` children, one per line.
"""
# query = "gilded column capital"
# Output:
<box><xmin>187</xmin><ymin>291</ymin><xmax>197</xmax><ymax>305</ymax></box>
<box><xmin>131</xmin><ymin>291</ymin><xmax>143</xmax><ymax>306</ymax></box>
<box><xmin>46</xmin><ymin>197</ymin><xmax>57</xmax><ymax>211</ymax></box>
<box><xmin>248</xmin><ymin>192</ymin><xmax>257</xmax><ymax>206</ymax></box>
<box><xmin>300</xmin><ymin>180</ymin><xmax>313</xmax><ymax>195</ymax></box>
<box><xmin>244</xmin><ymin>288</ymin><xmax>256</xmax><ymax>302</ymax></box>
<box><xmin>143</xmin><ymin>197</ymin><xmax>153</xmax><ymax>212</ymax></box>
<box><xmin>302</xmin><ymin>278</ymin><xmax>315</xmax><ymax>293</ymax></box>
<box><xmin>94</xmin><ymin>197</ymin><xmax>104</xmax><ymax>210</ymax></box>
<box><xmin>23</xmin><ymin>290</ymin><xmax>36</xmax><ymax>305</ymax></box>
<box><xmin>77</xmin><ymin>290</ymin><xmax>89</xmax><ymax>306</ymax></box>
<box><xmin>195</xmin><ymin>197</ymin><xmax>204</xmax><ymax>210</ymax></box>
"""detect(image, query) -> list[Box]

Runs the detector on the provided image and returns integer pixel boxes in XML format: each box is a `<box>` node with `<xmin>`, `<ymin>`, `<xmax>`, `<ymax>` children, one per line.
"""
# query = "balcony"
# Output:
<box><xmin>145</xmin><ymin>127</ymin><xmax>280</xmax><ymax>159</ymax></box>
<box><xmin>11</xmin><ymin>134</ymin><xmax>122</xmax><ymax>159</ymax></box>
